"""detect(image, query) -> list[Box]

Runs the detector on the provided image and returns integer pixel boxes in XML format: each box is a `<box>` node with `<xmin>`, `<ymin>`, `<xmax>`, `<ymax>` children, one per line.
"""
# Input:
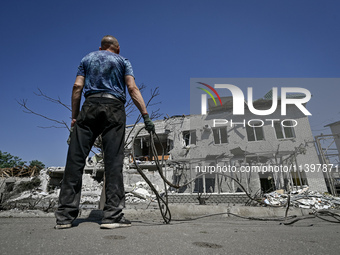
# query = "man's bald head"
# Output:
<box><xmin>100</xmin><ymin>35</ymin><xmax>120</xmax><ymax>53</ymax></box>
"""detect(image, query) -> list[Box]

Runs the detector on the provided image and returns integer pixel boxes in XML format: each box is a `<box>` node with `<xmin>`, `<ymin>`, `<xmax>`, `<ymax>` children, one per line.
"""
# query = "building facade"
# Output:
<box><xmin>126</xmin><ymin>97</ymin><xmax>328</xmax><ymax>197</ymax></box>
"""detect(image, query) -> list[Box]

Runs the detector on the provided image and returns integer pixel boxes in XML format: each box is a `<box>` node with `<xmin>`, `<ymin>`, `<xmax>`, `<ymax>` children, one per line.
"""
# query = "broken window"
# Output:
<box><xmin>274</xmin><ymin>120</ymin><xmax>295</xmax><ymax>139</ymax></box>
<box><xmin>133</xmin><ymin>137</ymin><xmax>150</xmax><ymax>160</ymax></box>
<box><xmin>167</xmin><ymin>138</ymin><xmax>174</xmax><ymax>152</ymax></box>
<box><xmin>193</xmin><ymin>175</ymin><xmax>215</xmax><ymax>193</ymax></box>
<box><xmin>183</xmin><ymin>130</ymin><xmax>196</xmax><ymax>146</ymax></box>
<box><xmin>246</xmin><ymin>123</ymin><xmax>264</xmax><ymax>141</ymax></box>
<box><xmin>259</xmin><ymin>172</ymin><xmax>276</xmax><ymax>193</ymax></box>
<box><xmin>134</xmin><ymin>134</ymin><xmax>171</xmax><ymax>161</ymax></box>
<box><xmin>212</xmin><ymin>127</ymin><xmax>228</xmax><ymax>144</ymax></box>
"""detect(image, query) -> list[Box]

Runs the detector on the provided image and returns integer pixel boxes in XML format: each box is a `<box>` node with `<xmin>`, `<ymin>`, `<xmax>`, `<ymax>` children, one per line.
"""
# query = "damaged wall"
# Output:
<box><xmin>126</xmin><ymin>102</ymin><xmax>328</xmax><ymax>195</ymax></box>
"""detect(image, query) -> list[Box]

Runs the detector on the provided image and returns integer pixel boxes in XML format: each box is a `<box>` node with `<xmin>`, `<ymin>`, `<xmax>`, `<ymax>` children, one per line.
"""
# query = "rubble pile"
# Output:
<box><xmin>3</xmin><ymin>173</ymin><xmax>103</xmax><ymax>208</ymax></box>
<box><xmin>5</xmin><ymin>189</ymin><xmax>58</xmax><ymax>208</ymax></box>
<box><xmin>0</xmin><ymin>168</ymin><xmax>165</xmax><ymax>210</ymax></box>
<box><xmin>263</xmin><ymin>187</ymin><xmax>340</xmax><ymax>209</ymax></box>
<box><xmin>80</xmin><ymin>174</ymin><xmax>102</xmax><ymax>204</ymax></box>
<box><xmin>125</xmin><ymin>181</ymin><xmax>163</xmax><ymax>203</ymax></box>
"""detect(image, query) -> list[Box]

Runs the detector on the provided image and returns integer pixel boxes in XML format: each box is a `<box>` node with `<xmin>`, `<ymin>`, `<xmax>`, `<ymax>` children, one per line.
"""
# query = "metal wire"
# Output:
<box><xmin>131</xmin><ymin>127</ymin><xmax>171</xmax><ymax>224</ymax></box>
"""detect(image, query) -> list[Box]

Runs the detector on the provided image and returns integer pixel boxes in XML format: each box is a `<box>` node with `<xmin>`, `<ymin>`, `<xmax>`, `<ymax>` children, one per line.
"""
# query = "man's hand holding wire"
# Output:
<box><xmin>143</xmin><ymin>114</ymin><xmax>155</xmax><ymax>133</ymax></box>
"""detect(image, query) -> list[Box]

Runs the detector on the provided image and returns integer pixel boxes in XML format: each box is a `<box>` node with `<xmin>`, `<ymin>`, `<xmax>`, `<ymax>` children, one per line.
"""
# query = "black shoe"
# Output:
<box><xmin>100</xmin><ymin>214</ymin><xmax>131</xmax><ymax>229</ymax></box>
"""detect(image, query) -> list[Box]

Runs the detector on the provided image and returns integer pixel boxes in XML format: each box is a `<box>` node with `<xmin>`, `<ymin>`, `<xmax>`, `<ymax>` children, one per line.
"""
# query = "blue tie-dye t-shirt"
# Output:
<box><xmin>76</xmin><ymin>50</ymin><xmax>134</xmax><ymax>103</ymax></box>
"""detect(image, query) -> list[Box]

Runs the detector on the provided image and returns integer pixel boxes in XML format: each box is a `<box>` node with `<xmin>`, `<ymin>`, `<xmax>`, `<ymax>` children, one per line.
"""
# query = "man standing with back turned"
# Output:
<box><xmin>55</xmin><ymin>35</ymin><xmax>155</xmax><ymax>229</ymax></box>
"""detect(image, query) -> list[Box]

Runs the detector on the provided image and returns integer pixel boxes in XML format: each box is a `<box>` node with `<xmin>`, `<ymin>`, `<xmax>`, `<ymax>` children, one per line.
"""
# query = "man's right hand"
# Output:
<box><xmin>71</xmin><ymin>119</ymin><xmax>77</xmax><ymax>127</ymax></box>
<box><xmin>67</xmin><ymin>119</ymin><xmax>76</xmax><ymax>145</ymax></box>
<box><xmin>67</xmin><ymin>126</ymin><xmax>74</xmax><ymax>145</ymax></box>
<box><xmin>143</xmin><ymin>114</ymin><xmax>155</xmax><ymax>133</ymax></box>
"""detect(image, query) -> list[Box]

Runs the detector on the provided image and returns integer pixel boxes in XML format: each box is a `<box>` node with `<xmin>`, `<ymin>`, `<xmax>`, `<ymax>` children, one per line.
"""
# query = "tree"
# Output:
<box><xmin>0</xmin><ymin>151</ymin><xmax>26</xmax><ymax>168</ymax></box>
<box><xmin>0</xmin><ymin>151</ymin><xmax>46</xmax><ymax>170</ymax></box>
<box><xmin>29</xmin><ymin>160</ymin><xmax>45</xmax><ymax>170</ymax></box>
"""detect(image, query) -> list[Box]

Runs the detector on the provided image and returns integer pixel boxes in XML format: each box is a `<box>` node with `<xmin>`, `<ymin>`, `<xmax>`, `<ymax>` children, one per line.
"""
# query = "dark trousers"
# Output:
<box><xmin>55</xmin><ymin>97</ymin><xmax>126</xmax><ymax>224</ymax></box>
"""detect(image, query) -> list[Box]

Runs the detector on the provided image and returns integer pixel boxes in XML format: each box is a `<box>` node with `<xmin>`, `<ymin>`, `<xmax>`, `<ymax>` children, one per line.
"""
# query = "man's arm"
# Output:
<box><xmin>125</xmin><ymin>75</ymin><xmax>148</xmax><ymax>115</ymax></box>
<box><xmin>125</xmin><ymin>75</ymin><xmax>155</xmax><ymax>133</ymax></box>
<box><xmin>71</xmin><ymin>76</ymin><xmax>85</xmax><ymax>127</ymax></box>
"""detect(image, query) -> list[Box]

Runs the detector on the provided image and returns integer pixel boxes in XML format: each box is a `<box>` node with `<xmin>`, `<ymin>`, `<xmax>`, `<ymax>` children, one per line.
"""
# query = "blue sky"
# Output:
<box><xmin>1</xmin><ymin>0</ymin><xmax>339</xmax><ymax>167</ymax></box>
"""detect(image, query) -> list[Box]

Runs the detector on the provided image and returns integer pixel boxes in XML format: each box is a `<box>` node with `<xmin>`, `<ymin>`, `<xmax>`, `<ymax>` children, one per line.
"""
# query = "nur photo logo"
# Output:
<box><xmin>196</xmin><ymin>82</ymin><xmax>223</xmax><ymax>114</ymax></box>
<box><xmin>197</xmin><ymin>82</ymin><xmax>312</xmax><ymax>116</ymax></box>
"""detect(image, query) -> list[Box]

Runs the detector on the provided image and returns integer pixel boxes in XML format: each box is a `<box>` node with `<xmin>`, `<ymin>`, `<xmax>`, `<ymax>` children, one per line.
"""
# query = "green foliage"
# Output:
<box><xmin>29</xmin><ymin>160</ymin><xmax>45</xmax><ymax>170</ymax></box>
<box><xmin>0</xmin><ymin>151</ymin><xmax>46</xmax><ymax>170</ymax></box>
<box><xmin>0</xmin><ymin>150</ymin><xmax>26</xmax><ymax>168</ymax></box>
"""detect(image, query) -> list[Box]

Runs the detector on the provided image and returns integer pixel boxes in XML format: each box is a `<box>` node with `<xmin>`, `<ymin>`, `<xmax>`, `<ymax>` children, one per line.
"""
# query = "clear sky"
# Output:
<box><xmin>1</xmin><ymin>0</ymin><xmax>339</xmax><ymax>167</ymax></box>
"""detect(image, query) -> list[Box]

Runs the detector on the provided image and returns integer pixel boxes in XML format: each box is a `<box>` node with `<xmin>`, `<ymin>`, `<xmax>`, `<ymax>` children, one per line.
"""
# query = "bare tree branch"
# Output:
<box><xmin>17</xmin><ymin>99</ymin><xmax>70</xmax><ymax>131</ymax></box>
<box><xmin>125</xmin><ymin>83</ymin><xmax>147</xmax><ymax>117</ymax></box>
<box><xmin>124</xmin><ymin>86</ymin><xmax>162</xmax><ymax>148</ymax></box>
<box><xmin>37</xmin><ymin>126</ymin><xmax>68</xmax><ymax>129</ymax></box>
<box><xmin>34</xmin><ymin>88</ymin><xmax>72</xmax><ymax>112</ymax></box>
<box><xmin>150</xmin><ymin>108</ymin><xmax>162</xmax><ymax>120</ymax></box>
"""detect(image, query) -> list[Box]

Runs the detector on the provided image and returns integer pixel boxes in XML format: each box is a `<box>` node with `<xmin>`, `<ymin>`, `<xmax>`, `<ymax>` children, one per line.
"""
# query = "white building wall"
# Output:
<box><xmin>126</xmin><ymin>103</ymin><xmax>328</xmax><ymax>193</ymax></box>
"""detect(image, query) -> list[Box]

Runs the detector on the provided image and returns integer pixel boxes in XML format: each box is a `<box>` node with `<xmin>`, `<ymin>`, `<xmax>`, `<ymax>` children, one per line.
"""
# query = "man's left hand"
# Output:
<box><xmin>143</xmin><ymin>114</ymin><xmax>155</xmax><ymax>133</ymax></box>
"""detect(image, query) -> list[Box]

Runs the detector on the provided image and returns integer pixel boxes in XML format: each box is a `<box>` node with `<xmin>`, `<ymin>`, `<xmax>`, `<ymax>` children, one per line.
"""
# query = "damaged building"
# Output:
<box><xmin>2</xmin><ymin>92</ymin><xmax>339</xmax><ymax>209</ymax></box>
<box><xmin>41</xmin><ymin>94</ymin><xmax>333</xmax><ymax>206</ymax></box>
<box><xmin>125</xmin><ymin>95</ymin><xmax>328</xmax><ymax>203</ymax></box>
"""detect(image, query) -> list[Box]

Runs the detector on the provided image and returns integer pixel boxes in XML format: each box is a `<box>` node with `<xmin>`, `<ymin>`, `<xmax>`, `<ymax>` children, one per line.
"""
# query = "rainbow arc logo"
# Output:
<box><xmin>197</xmin><ymin>82</ymin><xmax>223</xmax><ymax>107</ymax></box>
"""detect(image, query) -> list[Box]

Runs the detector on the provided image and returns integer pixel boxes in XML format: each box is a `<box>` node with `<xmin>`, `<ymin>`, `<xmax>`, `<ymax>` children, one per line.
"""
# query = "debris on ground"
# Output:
<box><xmin>125</xmin><ymin>181</ymin><xmax>163</xmax><ymax>203</ymax></box>
<box><xmin>263</xmin><ymin>186</ymin><xmax>340</xmax><ymax>209</ymax></box>
<box><xmin>1</xmin><ymin>169</ymin><xmax>163</xmax><ymax>211</ymax></box>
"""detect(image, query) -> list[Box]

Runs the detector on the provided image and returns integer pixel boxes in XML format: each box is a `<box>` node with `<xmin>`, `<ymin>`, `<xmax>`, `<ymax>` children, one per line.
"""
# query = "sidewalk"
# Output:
<box><xmin>0</xmin><ymin>203</ymin><xmax>314</xmax><ymax>220</ymax></box>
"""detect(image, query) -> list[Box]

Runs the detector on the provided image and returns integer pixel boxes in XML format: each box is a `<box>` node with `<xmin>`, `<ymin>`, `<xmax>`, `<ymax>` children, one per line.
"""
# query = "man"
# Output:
<box><xmin>55</xmin><ymin>35</ymin><xmax>155</xmax><ymax>229</ymax></box>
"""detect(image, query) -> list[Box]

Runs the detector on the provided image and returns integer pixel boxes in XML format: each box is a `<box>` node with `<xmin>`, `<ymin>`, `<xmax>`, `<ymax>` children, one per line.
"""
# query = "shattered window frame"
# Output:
<box><xmin>246</xmin><ymin>123</ymin><xmax>265</xmax><ymax>142</ymax></box>
<box><xmin>183</xmin><ymin>130</ymin><xmax>197</xmax><ymax>146</ymax></box>
<box><xmin>212</xmin><ymin>126</ymin><xmax>228</xmax><ymax>144</ymax></box>
<box><xmin>274</xmin><ymin>121</ymin><xmax>295</xmax><ymax>139</ymax></box>
<box><xmin>193</xmin><ymin>175</ymin><xmax>216</xmax><ymax>193</ymax></box>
